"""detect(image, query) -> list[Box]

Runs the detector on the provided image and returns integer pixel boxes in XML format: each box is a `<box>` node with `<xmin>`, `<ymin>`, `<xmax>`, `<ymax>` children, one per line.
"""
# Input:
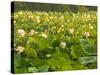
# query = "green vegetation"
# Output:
<box><xmin>11</xmin><ymin>2</ymin><xmax>97</xmax><ymax>74</ymax></box>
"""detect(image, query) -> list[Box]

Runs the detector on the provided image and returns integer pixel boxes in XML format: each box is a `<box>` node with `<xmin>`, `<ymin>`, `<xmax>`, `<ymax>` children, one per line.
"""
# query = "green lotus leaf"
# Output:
<box><xmin>25</xmin><ymin>48</ymin><xmax>37</xmax><ymax>58</ymax></box>
<box><xmin>71</xmin><ymin>45</ymin><xmax>85</xmax><ymax>58</ymax></box>
<box><xmin>79</xmin><ymin>56</ymin><xmax>97</xmax><ymax>65</ymax></box>
<box><xmin>38</xmin><ymin>65</ymin><xmax>49</xmax><ymax>72</ymax></box>
<box><xmin>28</xmin><ymin>67</ymin><xmax>38</xmax><ymax>73</ymax></box>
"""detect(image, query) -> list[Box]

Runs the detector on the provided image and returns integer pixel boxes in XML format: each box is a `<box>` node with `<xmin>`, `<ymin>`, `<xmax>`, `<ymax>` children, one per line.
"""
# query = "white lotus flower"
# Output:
<box><xmin>60</xmin><ymin>41</ymin><xmax>66</xmax><ymax>48</ymax></box>
<box><xmin>61</xmin><ymin>25</ymin><xmax>64</xmax><ymax>27</ymax></box>
<box><xmin>41</xmin><ymin>33</ymin><xmax>48</xmax><ymax>38</ymax></box>
<box><xmin>84</xmin><ymin>32</ymin><xmax>90</xmax><ymax>38</ymax></box>
<box><xmin>67</xmin><ymin>20</ymin><xmax>70</xmax><ymax>22</ymax></box>
<box><xmin>35</xmin><ymin>31</ymin><xmax>38</xmax><ymax>34</ymax></box>
<box><xmin>69</xmin><ymin>28</ymin><xmax>74</xmax><ymax>34</ymax></box>
<box><xmin>29</xmin><ymin>29</ymin><xmax>35</xmax><ymax>36</ymax></box>
<box><xmin>13</xmin><ymin>21</ymin><xmax>16</xmax><ymax>24</ymax></box>
<box><xmin>60</xmin><ymin>16</ymin><xmax>64</xmax><ymax>19</ymax></box>
<box><xmin>16</xmin><ymin>46</ymin><xmax>25</xmax><ymax>54</ymax></box>
<box><xmin>89</xmin><ymin>23</ymin><xmax>94</xmax><ymax>29</ymax></box>
<box><xmin>90</xmin><ymin>26</ymin><xmax>94</xmax><ymax>29</ymax></box>
<box><xmin>18</xmin><ymin>29</ymin><xmax>25</xmax><ymax>37</ymax></box>
<box><xmin>36</xmin><ymin>16</ymin><xmax>40</xmax><ymax>23</ymax></box>
<box><xmin>44</xmin><ymin>12</ymin><xmax>48</xmax><ymax>16</ymax></box>
<box><xmin>37</xmin><ymin>19</ymin><xmax>40</xmax><ymax>23</ymax></box>
<box><xmin>52</xmin><ymin>26</ymin><xmax>56</xmax><ymax>29</ymax></box>
<box><xmin>46</xmin><ymin>54</ymin><xmax>52</xmax><ymax>58</ymax></box>
<box><xmin>29</xmin><ymin>15</ymin><xmax>33</xmax><ymax>18</ymax></box>
<box><xmin>50</xmin><ymin>17</ymin><xmax>53</xmax><ymax>19</ymax></box>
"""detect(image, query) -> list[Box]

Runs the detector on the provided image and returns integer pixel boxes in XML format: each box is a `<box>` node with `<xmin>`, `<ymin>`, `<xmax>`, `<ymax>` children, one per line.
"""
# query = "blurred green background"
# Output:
<box><xmin>11</xmin><ymin>1</ymin><xmax>97</xmax><ymax>13</ymax></box>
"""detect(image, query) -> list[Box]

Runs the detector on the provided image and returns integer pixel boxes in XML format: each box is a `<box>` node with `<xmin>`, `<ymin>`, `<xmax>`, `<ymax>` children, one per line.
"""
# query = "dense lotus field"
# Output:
<box><xmin>12</xmin><ymin>10</ymin><xmax>97</xmax><ymax>73</ymax></box>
